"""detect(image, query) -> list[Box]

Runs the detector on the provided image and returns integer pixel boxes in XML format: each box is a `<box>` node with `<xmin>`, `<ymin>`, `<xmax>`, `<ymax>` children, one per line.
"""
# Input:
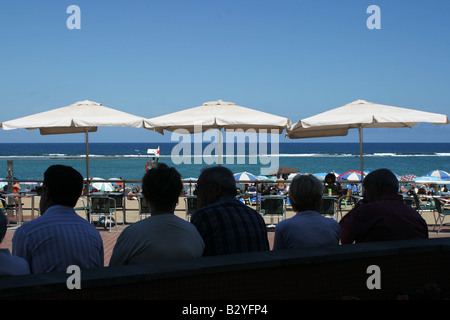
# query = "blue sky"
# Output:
<box><xmin>0</xmin><ymin>0</ymin><xmax>449</xmax><ymax>143</ymax></box>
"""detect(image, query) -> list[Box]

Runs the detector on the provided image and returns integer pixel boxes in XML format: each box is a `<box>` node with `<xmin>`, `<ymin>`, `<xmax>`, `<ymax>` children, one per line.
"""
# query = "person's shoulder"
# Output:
<box><xmin>14</xmin><ymin>213</ymin><xmax>48</xmax><ymax>233</ymax></box>
<box><xmin>324</xmin><ymin>215</ymin><xmax>340</xmax><ymax>227</ymax></box>
<box><xmin>274</xmin><ymin>216</ymin><xmax>289</xmax><ymax>230</ymax></box>
<box><xmin>194</xmin><ymin>200</ymin><xmax>227</xmax><ymax>214</ymax></box>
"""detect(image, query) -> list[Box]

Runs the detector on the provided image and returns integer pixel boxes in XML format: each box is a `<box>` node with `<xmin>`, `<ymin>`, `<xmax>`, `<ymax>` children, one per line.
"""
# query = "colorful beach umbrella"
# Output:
<box><xmin>234</xmin><ymin>172</ymin><xmax>257</xmax><ymax>181</ymax></box>
<box><xmin>287</xmin><ymin>99</ymin><xmax>449</xmax><ymax>180</ymax></box>
<box><xmin>90</xmin><ymin>178</ymin><xmax>115</xmax><ymax>192</ymax></box>
<box><xmin>426</xmin><ymin>170</ymin><xmax>450</xmax><ymax>180</ymax></box>
<box><xmin>414</xmin><ymin>175</ymin><xmax>445</xmax><ymax>184</ymax></box>
<box><xmin>337</xmin><ymin>171</ymin><xmax>367</xmax><ymax>182</ymax></box>
<box><xmin>399</xmin><ymin>174</ymin><xmax>418</xmax><ymax>182</ymax></box>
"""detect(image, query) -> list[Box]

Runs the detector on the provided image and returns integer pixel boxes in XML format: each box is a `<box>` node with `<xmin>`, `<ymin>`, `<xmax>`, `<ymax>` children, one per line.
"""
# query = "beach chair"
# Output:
<box><xmin>412</xmin><ymin>192</ymin><xmax>435</xmax><ymax>216</ymax></box>
<box><xmin>432</xmin><ymin>197</ymin><xmax>450</xmax><ymax>233</ymax></box>
<box><xmin>403</xmin><ymin>197</ymin><xmax>415</xmax><ymax>208</ymax></box>
<box><xmin>74</xmin><ymin>197</ymin><xmax>90</xmax><ymax>220</ymax></box>
<box><xmin>138</xmin><ymin>196</ymin><xmax>151</xmax><ymax>220</ymax></box>
<box><xmin>260</xmin><ymin>196</ymin><xmax>286</xmax><ymax>228</ymax></box>
<box><xmin>108</xmin><ymin>192</ymin><xmax>127</xmax><ymax>224</ymax></box>
<box><xmin>337</xmin><ymin>189</ymin><xmax>353</xmax><ymax>220</ymax></box>
<box><xmin>184</xmin><ymin>196</ymin><xmax>198</xmax><ymax>221</ymax></box>
<box><xmin>90</xmin><ymin>196</ymin><xmax>117</xmax><ymax>232</ymax></box>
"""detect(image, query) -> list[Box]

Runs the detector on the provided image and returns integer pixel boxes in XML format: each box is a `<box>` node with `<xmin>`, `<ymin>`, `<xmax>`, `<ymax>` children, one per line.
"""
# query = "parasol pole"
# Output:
<box><xmin>218</xmin><ymin>127</ymin><xmax>223</xmax><ymax>166</ymax></box>
<box><xmin>85</xmin><ymin>128</ymin><xmax>90</xmax><ymax>195</ymax></box>
<box><xmin>358</xmin><ymin>126</ymin><xmax>364</xmax><ymax>178</ymax></box>
<box><xmin>358</xmin><ymin>126</ymin><xmax>365</xmax><ymax>192</ymax></box>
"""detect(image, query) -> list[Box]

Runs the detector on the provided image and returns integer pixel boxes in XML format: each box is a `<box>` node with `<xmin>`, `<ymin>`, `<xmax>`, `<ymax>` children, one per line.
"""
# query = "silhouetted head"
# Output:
<box><xmin>363</xmin><ymin>168</ymin><xmax>399</xmax><ymax>202</ymax></box>
<box><xmin>40</xmin><ymin>165</ymin><xmax>83</xmax><ymax>214</ymax></box>
<box><xmin>141</xmin><ymin>163</ymin><xmax>183</xmax><ymax>213</ymax></box>
<box><xmin>194</xmin><ymin>166</ymin><xmax>237</xmax><ymax>208</ymax></box>
<box><xmin>289</xmin><ymin>174</ymin><xmax>323</xmax><ymax>212</ymax></box>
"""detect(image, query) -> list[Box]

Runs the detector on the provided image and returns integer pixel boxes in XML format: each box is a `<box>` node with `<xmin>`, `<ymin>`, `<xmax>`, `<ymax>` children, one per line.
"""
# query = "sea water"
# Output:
<box><xmin>0</xmin><ymin>142</ymin><xmax>449</xmax><ymax>181</ymax></box>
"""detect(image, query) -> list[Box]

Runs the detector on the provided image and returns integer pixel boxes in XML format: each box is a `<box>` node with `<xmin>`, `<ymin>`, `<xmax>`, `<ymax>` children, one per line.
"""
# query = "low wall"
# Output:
<box><xmin>1</xmin><ymin>238</ymin><xmax>450</xmax><ymax>300</ymax></box>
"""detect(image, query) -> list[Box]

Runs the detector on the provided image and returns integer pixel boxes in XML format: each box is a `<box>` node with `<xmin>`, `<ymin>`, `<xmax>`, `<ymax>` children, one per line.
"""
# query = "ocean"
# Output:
<box><xmin>0</xmin><ymin>142</ymin><xmax>449</xmax><ymax>182</ymax></box>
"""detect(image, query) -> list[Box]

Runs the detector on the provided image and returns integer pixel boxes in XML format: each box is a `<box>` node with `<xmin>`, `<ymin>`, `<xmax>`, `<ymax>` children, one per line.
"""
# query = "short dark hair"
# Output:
<box><xmin>289</xmin><ymin>174</ymin><xmax>323</xmax><ymax>212</ymax></box>
<box><xmin>141</xmin><ymin>163</ymin><xmax>183</xmax><ymax>210</ymax></box>
<box><xmin>325</xmin><ymin>173</ymin><xmax>336</xmax><ymax>183</ymax></box>
<box><xmin>363</xmin><ymin>168</ymin><xmax>399</xmax><ymax>198</ymax></box>
<box><xmin>43</xmin><ymin>165</ymin><xmax>83</xmax><ymax>207</ymax></box>
<box><xmin>199</xmin><ymin>166</ymin><xmax>237</xmax><ymax>197</ymax></box>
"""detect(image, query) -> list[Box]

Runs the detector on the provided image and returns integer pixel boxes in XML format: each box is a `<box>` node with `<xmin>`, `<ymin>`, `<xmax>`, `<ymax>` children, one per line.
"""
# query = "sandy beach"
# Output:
<box><xmin>0</xmin><ymin>193</ymin><xmax>448</xmax><ymax>266</ymax></box>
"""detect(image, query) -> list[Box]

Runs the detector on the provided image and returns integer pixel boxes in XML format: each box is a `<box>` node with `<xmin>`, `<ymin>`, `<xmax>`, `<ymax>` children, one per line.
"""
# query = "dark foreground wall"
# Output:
<box><xmin>1</xmin><ymin>238</ymin><xmax>449</xmax><ymax>300</ymax></box>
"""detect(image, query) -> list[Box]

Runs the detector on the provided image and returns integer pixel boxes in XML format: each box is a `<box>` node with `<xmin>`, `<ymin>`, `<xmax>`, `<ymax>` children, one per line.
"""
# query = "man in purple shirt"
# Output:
<box><xmin>340</xmin><ymin>168</ymin><xmax>428</xmax><ymax>244</ymax></box>
<box><xmin>12</xmin><ymin>165</ymin><xmax>104</xmax><ymax>273</ymax></box>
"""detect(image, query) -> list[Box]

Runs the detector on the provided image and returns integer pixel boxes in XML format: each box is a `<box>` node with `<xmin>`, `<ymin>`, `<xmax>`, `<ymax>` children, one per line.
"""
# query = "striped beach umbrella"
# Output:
<box><xmin>399</xmin><ymin>174</ymin><xmax>418</xmax><ymax>182</ymax></box>
<box><xmin>234</xmin><ymin>172</ymin><xmax>257</xmax><ymax>182</ymax></box>
<box><xmin>414</xmin><ymin>175</ymin><xmax>445</xmax><ymax>184</ymax></box>
<box><xmin>426</xmin><ymin>170</ymin><xmax>450</xmax><ymax>180</ymax></box>
<box><xmin>337</xmin><ymin>171</ymin><xmax>367</xmax><ymax>182</ymax></box>
<box><xmin>90</xmin><ymin>178</ymin><xmax>115</xmax><ymax>192</ymax></box>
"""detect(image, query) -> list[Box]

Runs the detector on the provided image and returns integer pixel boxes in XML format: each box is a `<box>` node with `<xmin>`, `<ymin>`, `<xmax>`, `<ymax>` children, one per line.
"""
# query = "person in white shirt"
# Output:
<box><xmin>109</xmin><ymin>163</ymin><xmax>204</xmax><ymax>266</ymax></box>
<box><xmin>273</xmin><ymin>174</ymin><xmax>340</xmax><ymax>249</ymax></box>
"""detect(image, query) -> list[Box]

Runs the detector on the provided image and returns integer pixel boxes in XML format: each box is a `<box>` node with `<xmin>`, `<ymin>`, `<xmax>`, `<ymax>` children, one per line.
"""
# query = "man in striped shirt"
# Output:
<box><xmin>191</xmin><ymin>166</ymin><xmax>269</xmax><ymax>256</ymax></box>
<box><xmin>12</xmin><ymin>165</ymin><xmax>104</xmax><ymax>273</ymax></box>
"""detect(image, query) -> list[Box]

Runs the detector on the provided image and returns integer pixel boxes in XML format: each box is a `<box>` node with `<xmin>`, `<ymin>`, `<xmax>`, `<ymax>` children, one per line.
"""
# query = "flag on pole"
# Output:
<box><xmin>147</xmin><ymin>146</ymin><xmax>160</xmax><ymax>157</ymax></box>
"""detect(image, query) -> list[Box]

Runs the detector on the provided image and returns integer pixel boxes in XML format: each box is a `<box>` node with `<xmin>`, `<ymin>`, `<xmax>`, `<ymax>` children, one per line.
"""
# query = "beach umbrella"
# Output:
<box><xmin>287</xmin><ymin>99</ymin><xmax>449</xmax><ymax>180</ymax></box>
<box><xmin>143</xmin><ymin>100</ymin><xmax>291</xmax><ymax>165</ymax></box>
<box><xmin>414</xmin><ymin>175</ymin><xmax>446</xmax><ymax>184</ymax></box>
<box><xmin>182</xmin><ymin>177</ymin><xmax>198</xmax><ymax>181</ymax></box>
<box><xmin>337</xmin><ymin>170</ymin><xmax>367</xmax><ymax>182</ymax></box>
<box><xmin>0</xmin><ymin>100</ymin><xmax>146</xmax><ymax>193</ymax></box>
<box><xmin>426</xmin><ymin>170</ymin><xmax>450</xmax><ymax>180</ymax></box>
<box><xmin>313</xmin><ymin>172</ymin><xmax>340</xmax><ymax>181</ymax></box>
<box><xmin>399</xmin><ymin>174</ymin><xmax>418</xmax><ymax>182</ymax></box>
<box><xmin>288</xmin><ymin>172</ymin><xmax>301</xmax><ymax>180</ymax></box>
<box><xmin>90</xmin><ymin>178</ymin><xmax>115</xmax><ymax>192</ymax></box>
<box><xmin>269</xmin><ymin>166</ymin><xmax>300</xmax><ymax>176</ymax></box>
<box><xmin>257</xmin><ymin>175</ymin><xmax>276</xmax><ymax>181</ymax></box>
<box><xmin>312</xmin><ymin>172</ymin><xmax>328</xmax><ymax>181</ymax></box>
<box><xmin>22</xmin><ymin>181</ymin><xmax>38</xmax><ymax>190</ymax></box>
<box><xmin>108</xmin><ymin>178</ymin><xmax>125</xmax><ymax>190</ymax></box>
<box><xmin>234</xmin><ymin>172</ymin><xmax>257</xmax><ymax>182</ymax></box>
